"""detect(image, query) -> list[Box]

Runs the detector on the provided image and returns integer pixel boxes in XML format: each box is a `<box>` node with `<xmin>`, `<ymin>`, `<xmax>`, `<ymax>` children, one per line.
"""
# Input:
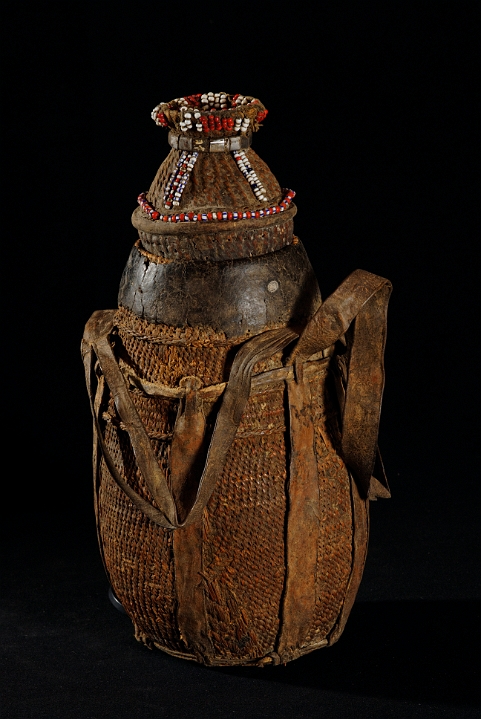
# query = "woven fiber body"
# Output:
<box><xmin>94</xmin><ymin>310</ymin><xmax>362</xmax><ymax>665</ymax></box>
<box><xmin>82</xmin><ymin>92</ymin><xmax>391</xmax><ymax>667</ymax></box>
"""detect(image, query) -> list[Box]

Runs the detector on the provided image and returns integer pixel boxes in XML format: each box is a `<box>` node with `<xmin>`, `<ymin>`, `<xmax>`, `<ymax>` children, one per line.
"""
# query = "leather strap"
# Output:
<box><xmin>276</xmin><ymin>371</ymin><xmax>320</xmax><ymax>657</ymax></box>
<box><xmin>82</xmin><ymin>310</ymin><xmax>297</xmax><ymax>529</ymax></box>
<box><xmin>291</xmin><ymin>269</ymin><xmax>392</xmax><ymax>497</ymax></box>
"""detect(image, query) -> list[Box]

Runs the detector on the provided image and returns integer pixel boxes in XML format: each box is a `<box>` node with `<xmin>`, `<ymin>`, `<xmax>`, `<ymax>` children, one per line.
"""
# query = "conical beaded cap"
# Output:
<box><xmin>132</xmin><ymin>92</ymin><xmax>297</xmax><ymax>261</ymax></box>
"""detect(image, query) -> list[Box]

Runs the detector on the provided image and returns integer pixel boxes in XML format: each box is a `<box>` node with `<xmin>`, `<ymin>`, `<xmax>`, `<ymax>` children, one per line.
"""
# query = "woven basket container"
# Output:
<box><xmin>82</xmin><ymin>92</ymin><xmax>392</xmax><ymax>667</ymax></box>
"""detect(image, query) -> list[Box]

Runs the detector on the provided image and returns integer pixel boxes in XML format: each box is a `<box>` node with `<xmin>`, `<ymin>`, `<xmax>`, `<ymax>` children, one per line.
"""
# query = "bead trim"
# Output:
<box><xmin>233</xmin><ymin>150</ymin><xmax>268</xmax><ymax>203</ymax></box>
<box><xmin>163</xmin><ymin>151</ymin><xmax>199</xmax><ymax>209</ymax></box>
<box><xmin>151</xmin><ymin>92</ymin><xmax>268</xmax><ymax>137</ymax></box>
<box><xmin>137</xmin><ymin>189</ymin><xmax>296</xmax><ymax>223</ymax></box>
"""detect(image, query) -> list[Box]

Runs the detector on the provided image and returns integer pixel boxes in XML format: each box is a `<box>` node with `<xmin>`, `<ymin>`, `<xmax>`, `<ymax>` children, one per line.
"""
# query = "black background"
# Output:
<box><xmin>3</xmin><ymin>3</ymin><xmax>479</xmax><ymax>718</ymax></box>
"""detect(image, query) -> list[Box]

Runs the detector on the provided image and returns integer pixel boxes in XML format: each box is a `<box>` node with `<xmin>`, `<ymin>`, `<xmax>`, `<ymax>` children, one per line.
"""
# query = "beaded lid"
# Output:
<box><xmin>132</xmin><ymin>92</ymin><xmax>297</xmax><ymax>260</ymax></box>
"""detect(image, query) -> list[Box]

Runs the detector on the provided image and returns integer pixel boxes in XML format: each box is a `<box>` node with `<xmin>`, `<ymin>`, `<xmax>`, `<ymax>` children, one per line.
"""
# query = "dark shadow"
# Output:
<box><xmin>212</xmin><ymin>600</ymin><xmax>480</xmax><ymax>707</ymax></box>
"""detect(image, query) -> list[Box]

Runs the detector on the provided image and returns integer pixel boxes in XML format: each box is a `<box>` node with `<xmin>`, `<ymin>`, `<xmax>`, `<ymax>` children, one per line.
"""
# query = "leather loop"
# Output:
<box><xmin>291</xmin><ymin>269</ymin><xmax>392</xmax><ymax>497</ymax></box>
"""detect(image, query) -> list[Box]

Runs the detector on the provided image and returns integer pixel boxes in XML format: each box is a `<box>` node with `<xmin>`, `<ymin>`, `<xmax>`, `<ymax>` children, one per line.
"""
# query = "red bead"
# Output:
<box><xmin>188</xmin><ymin>212</ymin><xmax>194</xmax><ymax>221</ymax></box>
<box><xmin>275</xmin><ymin>206</ymin><xmax>280</xmax><ymax>213</ymax></box>
<box><xmin>227</xmin><ymin>212</ymin><xmax>233</xmax><ymax>220</ymax></box>
<box><xmin>197</xmin><ymin>213</ymin><xmax>202</xmax><ymax>221</ymax></box>
<box><xmin>180</xmin><ymin>213</ymin><xmax>185</xmax><ymax>221</ymax></box>
<box><xmin>162</xmin><ymin>215</ymin><xmax>169</xmax><ymax>222</ymax></box>
<box><xmin>255</xmin><ymin>211</ymin><xmax>260</xmax><ymax>218</ymax></box>
<box><xmin>207</xmin><ymin>212</ymin><xmax>213</xmax><ymax>220</ymax></box>
<box><xmin>246</xmin><ymin>211</ymin><xmax>251</xmax><ymax>219</ymax></box>
<box><xmin>152</xmin><ymin>211</ymin><xmax>160</xmax><ymax>220</ymax></box>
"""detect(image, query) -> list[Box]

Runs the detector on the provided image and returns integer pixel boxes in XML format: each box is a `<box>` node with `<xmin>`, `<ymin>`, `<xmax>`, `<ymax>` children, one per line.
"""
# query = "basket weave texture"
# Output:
<box><xmin>96</xmin><ymin>309</ymin><xmax>355</xmax><ymax>665</ymax></box>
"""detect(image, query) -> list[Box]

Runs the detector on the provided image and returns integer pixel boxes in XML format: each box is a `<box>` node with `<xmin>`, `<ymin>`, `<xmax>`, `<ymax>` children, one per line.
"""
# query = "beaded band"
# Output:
<box><xmin>168</xmin><ymin>131</ymin><xmax>252</xmax><ymax>153</ymax></box>
<box><xmin>152</xmin><ymin>92</ymin><xmax>268</xmax><ymax>137</ymax></box>
<box><xmin>163</xmin><ymin>151</ymin><xmax>199</xmax><ymax>209</ymax></box>
<box><xmin>137</xmin><ymin>189</ymin><xmax>296</xmax><ymax>223</ymax></box>
<box><xmin>233</xmin><ymin>150</ymin><xmax>268</xmax><ymax>203</ymax></box>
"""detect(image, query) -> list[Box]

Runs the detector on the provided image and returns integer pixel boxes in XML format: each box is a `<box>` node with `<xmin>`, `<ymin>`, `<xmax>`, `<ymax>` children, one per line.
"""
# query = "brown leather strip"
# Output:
<box><xmin>291</xmin><ymin>269</ymin><xmax>391</xmax><ymax>361</ymax></box>
<box><xmin>328</xmin><ymin>473</ymin><xmax>369</xmax><ymax>645</ymax></box>
<box><xmin>173</xmin><ymin>520</ymin><xmax>214</xmax><ymax>663</ymax></box>
<box><xmin>123</xmin><ymin>352</ymin><xmax>333</xmax><ymax>400</ymax></box>
<box><xmin>291</xmin><ymin>269</ymin><xmax>392</xmax><ymax>498</ymax></box>
<box><xmin>341</xmin><ymin>284</ymin><xmax>391</xmax><ymax>495</ymax></box>
<box><xmin>170</xmin><ymin>378</ymin><xmax>206</xmax><ymax>524</ymax></box>
<box><xmin>91</xmin><ymin>370</ymin><xmax>109</xmax><ymax>572</ymax></box>
<box><xmin>81</xmin><ymin>319</ymin><xmax>177</xmax><ymax>530</ymax></box>
<box><xmin>277</xmin><ymin>374</ymin><xmax>319</xmax><ymax>658</ymax></box>
<box><xmin>84</xmin><ymin>310</ymin><xmax>178</xmax><ymax>527</ymax></box>
<box><xmin>183</xmin><ymin>327</ymin><xmax>298</xmax><ymax>526</ymax></box>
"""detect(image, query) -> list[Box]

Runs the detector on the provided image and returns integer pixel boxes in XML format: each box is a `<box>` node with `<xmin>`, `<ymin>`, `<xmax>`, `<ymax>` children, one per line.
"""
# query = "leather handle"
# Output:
<box><xmin>292</xmin><ymin>269</ymin><xmax>392</xmax><ymax>497</ymax></box>
<box><xmin>82</xmin><ymin>310</ymin><xmax>297</xmax><ymax>529</ymax></box>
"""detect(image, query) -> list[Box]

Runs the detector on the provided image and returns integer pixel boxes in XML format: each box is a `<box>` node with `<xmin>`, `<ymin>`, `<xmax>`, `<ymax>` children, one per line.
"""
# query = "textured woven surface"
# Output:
<box><xmin>97</xmin><ymin>310</ymin><xmax>355</xmax><ymax>662</ymax></box>
<box><xmin>115</xmin><ymin>307</ymin><xmax>286</xmax><ymax>385</ymax></box>
<box><xmin>99</xmin><ymin>425</ymin><xmax>183</xmax><ymax>652</ymax></box>
<box><xmin>202</xmin><ymin>385</ymin><xmax>287</xmax><ymax>661</ymax></box>
<box><xmin>146</xmin><ymin>148</ymin><xmax>282</xmax><ymax>214</ymax></box>
<box><xmin>305</xmin><ymin>371</ymin><xmax>353</xmax><ymax>643</ymax></box>
<box><xmin>138</xmin><ymin>219</ymin><xmax>295</xmax><ymax>261</ymax></box>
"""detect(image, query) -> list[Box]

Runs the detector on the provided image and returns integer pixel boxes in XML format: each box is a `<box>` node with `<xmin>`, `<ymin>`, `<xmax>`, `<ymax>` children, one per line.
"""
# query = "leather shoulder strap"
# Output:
<box><xmin>292</xmin><ymin>269</ymin><xmax>392</xmax><ymax>498</ymax></box>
